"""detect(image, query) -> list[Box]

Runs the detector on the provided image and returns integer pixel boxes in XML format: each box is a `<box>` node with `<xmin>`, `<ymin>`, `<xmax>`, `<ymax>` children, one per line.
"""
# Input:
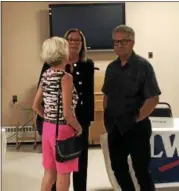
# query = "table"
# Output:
<box><xmin>150</xmin><ymin>117</ymin><xmax>179</xmax><ymax>129</ymax></box>
<box><xmin>100</xmin><ymin>118</ymin><xmax>179</xmax><ymax>190</ymax></box>
<box><xmin>150</xmin><ymin>128</ymin><xmax>179</xmax><ymax>184</ymax></box>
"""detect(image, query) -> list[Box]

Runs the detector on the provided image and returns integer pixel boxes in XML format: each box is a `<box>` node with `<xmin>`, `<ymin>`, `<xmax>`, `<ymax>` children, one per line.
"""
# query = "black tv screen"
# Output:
<box><xmin>49</xmin><ymin>3</ymin><xmax>125</xmax><ymax>50</ymax></box>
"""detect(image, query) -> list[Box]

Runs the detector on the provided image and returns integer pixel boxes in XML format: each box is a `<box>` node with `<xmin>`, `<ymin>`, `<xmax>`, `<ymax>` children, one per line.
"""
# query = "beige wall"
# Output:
<box><xmin>2</xmin><ymin>2</ymin><xmax>179</xmax><ymax>126</ymax></box>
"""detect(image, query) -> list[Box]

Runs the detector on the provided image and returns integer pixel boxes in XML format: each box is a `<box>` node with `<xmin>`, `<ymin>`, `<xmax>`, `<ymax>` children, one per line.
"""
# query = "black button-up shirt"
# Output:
<box><xmin>102</xmin><ymin>52</ymin><xmax>161</xmax><ymax>133</ymax></box>
<box><xmin>66</xmin><ymin>59</ymin><xmax>94</xmax><ymax>125</ymax></box>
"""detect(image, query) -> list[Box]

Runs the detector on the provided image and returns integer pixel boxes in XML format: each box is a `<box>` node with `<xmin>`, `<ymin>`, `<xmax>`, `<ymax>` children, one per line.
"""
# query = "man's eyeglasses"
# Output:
<box><xmin>113</xmin><ymin>39</ymin><xmax>132</xmax><ymax>46</ymax></box>
<box><xmin>67</xmin><ymin>39</ymin><xmax>82</xmax><ymax>44</ymax></box>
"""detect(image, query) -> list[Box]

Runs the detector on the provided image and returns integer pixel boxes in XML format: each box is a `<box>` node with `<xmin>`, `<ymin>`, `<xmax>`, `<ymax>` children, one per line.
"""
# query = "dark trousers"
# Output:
<box><xmin>108</xmin><ymin>118</ymin><xmax>155</xmax><ymax>191</ymax></box>
<box><xmin>51</xmin><ymin>124</ymin><xmax>89</xmax><ymax>191</ymax></box>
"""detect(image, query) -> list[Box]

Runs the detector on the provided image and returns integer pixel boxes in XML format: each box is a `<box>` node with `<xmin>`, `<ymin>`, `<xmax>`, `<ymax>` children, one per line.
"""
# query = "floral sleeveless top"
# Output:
<box><xmin>40</xmin><ymin>69</ymin><xmax>79</xmax><ymax>124</ymax></box>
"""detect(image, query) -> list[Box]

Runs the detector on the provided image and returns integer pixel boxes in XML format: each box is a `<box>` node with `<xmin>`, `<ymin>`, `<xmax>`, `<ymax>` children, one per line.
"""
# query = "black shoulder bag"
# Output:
<box><xmin>55</xmin><ymin>78</ymin><xmax>82</xmax><ymax>163</ymax></box>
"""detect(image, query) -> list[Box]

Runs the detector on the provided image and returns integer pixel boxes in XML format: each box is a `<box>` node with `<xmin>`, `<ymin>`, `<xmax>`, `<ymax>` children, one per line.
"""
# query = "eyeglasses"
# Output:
<box><xmin>113</xmin><ymin>39</ymin><xmax>132</xmax><ymax>46</ymax></box>
<box><xmin>67</xmin><ymin>39</ymin><xmax>82</xmax><ymax>44</ymax></box>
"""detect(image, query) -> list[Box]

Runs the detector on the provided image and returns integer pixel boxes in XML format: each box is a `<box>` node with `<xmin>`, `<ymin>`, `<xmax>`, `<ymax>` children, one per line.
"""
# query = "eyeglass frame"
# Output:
<box><xmin>67</xmin><ymin>38</ymin><xmax>82</xmax><ymax>44</ymax></box>
<box><xmin>113</xmin><ymin>39</ymin><xmax>133</xmax><ymax>46</ymax></box>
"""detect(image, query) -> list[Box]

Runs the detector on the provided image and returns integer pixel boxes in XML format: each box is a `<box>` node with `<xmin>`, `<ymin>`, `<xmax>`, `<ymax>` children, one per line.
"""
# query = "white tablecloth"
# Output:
<box><xmin>150</xmin><ymin>117</ymin><xmax>179</xmax><ymax>129</ymax></box>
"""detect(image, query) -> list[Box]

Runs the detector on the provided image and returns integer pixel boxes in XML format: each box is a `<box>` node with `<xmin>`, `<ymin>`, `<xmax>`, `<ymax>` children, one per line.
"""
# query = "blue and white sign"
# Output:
<box><xmin>150</xmin><ymin>130</ymin><xmax>179</xmax><ymax>184</ymax></box>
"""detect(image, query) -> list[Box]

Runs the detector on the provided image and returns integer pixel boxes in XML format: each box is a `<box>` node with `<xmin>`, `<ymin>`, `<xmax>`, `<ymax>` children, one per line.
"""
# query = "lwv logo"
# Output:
<box><xmin>151</xmin><ymin>134</ymin><xmax>179</xmax><ymax>158</ymax></box>
<box><xmin>151</xmin><ymin>133</ymin><xmax>179</xmax><ymax>172</ymax></box>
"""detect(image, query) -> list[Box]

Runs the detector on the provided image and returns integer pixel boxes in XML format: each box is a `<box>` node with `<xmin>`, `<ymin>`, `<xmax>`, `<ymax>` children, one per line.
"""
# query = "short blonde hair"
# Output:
<box><xmin>41</xmin><ymin>37</ymin><xmax>69</xmax><ymax>65</ymax></box>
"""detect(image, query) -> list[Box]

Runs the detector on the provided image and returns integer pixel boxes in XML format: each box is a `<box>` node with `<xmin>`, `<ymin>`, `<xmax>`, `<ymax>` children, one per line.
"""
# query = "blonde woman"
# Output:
<box><xmin>32</xmin><ymin>37</ymin><xmax>82</xmax><ymax>191</ymax></box>
<box><xmin>37</xmin><ymin>29</ymin><xmax>95</xmax><ymax>191</ymax></box>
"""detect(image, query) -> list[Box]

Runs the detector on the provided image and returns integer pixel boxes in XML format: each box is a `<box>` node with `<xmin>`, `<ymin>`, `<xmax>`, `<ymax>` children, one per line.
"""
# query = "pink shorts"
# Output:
<box><xmin>42</xmin><ymin>121</ymin><xmax>78</xmax><ymax>174</ymax></box>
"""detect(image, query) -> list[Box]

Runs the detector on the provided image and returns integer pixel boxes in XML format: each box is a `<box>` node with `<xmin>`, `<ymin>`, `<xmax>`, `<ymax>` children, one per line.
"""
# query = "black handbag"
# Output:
<box><xmin>55</xmin><ymin>78</ymin><xmax>82</xmax><ymax>163</ymax></box>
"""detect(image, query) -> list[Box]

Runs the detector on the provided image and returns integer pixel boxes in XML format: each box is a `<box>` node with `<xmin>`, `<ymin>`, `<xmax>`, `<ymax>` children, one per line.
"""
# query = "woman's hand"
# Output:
<box><xmin>32</xmin><ymin>87</ymin><xmax>44</xmax><ymax>118</ymax></box>
<box><xmin>75</xmin><ymin>126</ymin><xmax>82</xmax><ymax>136</ymax></box>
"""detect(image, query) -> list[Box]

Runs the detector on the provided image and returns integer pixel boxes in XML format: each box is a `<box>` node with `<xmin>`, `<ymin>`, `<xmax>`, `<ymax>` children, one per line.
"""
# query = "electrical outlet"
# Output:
<box><xmin>12</xmin><ymin>95</ymin><xmax>17</xmax><ymax>104</ymax></box>
<box><xmin>148</xmin><ymin>52</ymin><xmax>153</xmax><ymax>59</ymax></box>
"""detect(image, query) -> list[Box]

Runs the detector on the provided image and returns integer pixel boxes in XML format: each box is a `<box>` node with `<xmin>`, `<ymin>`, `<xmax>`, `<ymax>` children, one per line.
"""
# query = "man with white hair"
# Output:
<box><xmin>102</xmin><ymin>25</ymin><xmax>161</xmax><ymax>191</ymax></box>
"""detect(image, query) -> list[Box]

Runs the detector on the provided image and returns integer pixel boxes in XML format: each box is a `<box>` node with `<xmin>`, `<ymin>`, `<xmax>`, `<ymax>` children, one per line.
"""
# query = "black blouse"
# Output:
<box><xmin>37</xmin><ymin>59</ymin><xmax>95</xmax><ymax>126</ymax></box>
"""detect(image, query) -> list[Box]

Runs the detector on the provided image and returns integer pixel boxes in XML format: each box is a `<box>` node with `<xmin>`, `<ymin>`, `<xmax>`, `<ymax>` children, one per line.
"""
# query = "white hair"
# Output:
<box><xmin>41</xmin><ymin>37</ymin><xmax>69</xmax><ymax>65</ymax></box>
<box><xmin>113</xmin><ymin>25</ymin><xmax>135</xmax><ymax>41</ymax></box>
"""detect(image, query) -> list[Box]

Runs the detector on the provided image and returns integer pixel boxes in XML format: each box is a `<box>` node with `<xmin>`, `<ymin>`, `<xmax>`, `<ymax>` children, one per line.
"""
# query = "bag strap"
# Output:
<box><xmin>56</xmin><ymin>72</ymin><xmax>64</xmax><ymax>139</ymax></box>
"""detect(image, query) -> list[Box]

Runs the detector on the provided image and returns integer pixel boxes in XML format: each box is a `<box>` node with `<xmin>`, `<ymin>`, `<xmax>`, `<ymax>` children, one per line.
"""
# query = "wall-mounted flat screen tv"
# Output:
<box><xmin>49</xmin><ymin>3</ymin><xmax>125</xmax><ymax>50</ymax></box>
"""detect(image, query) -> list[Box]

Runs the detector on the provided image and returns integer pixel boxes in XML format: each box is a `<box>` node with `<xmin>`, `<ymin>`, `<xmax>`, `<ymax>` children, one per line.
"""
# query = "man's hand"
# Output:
<box><xmin>137</xmin><ymin>96</ymin><xmax>159</xmax><ymax>122</ymax></box>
